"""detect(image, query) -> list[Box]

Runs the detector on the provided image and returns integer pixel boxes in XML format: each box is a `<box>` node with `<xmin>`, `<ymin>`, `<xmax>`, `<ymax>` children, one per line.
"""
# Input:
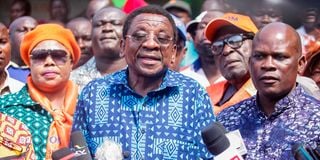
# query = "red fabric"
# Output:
<box><xmin>122</xmin><ymin>0</ymin><xmax>148</xmax><ymax>14</ymax></box>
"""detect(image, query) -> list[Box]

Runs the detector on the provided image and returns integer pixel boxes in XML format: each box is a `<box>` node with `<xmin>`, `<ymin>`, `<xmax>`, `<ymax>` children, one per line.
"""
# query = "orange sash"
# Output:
<box><xmin>27</xmin><ymin>77</ymin><xmax>78</xmax><ymax>159</ymax></box>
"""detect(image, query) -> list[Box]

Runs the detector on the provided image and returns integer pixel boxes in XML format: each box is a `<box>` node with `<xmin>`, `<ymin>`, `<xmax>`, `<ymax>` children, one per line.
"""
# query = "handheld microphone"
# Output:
<box><xmin>201</xmin><ymin>122</ymin><xmax>244</xmax><ymax>160</ymax></box>
<box><xmin>292</xmin><ymin>143</ymin><xmax>314</xmax><ymax>160</ymax></box>
<box><xmin>52</xmin><ymin>147</ymin><xmax>76</xmax><ymax>160</ymax></box>
<box><xmin>95</xmin><ymin>139</ymin><xmax>123</xmax><ymax>160</ymax></box>
<box><xmin>70</xmin><ymin>131</ymin><xmax>92</xmax><ymax>160</ymax></box>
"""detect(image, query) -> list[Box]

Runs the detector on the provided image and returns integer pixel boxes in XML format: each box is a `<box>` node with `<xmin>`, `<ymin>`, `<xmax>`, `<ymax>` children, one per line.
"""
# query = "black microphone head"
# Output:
<box><xmin>71</xmin><ymin>131</ymin><xmax>93</xmax><ymax>160</ymax></box>
<box><xmin>71</xmin><ymin>131</ymin><xmax>87</xmax><ymax>147</ymax></box>
<box><xmin>201</xmin><ymin>122</ymin><xmax>230</xmax><ymax>155</ymax></box>
<box><xmin>52</xmin><ymin>147</ymin><xmax>75</xmax><ymax>160</ymax></box>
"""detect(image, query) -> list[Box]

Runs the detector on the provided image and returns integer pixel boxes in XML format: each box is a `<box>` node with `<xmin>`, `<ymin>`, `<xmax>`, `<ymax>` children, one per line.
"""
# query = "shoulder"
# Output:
<box><xmin>0</xmin><ymin>86</ymin><xmax>34</xmax><ymax>108</ymax></box>
<box><xmin>217</xmin><ymin>96</ymin><xmax>256</xmax><ymax>130</ymax></box>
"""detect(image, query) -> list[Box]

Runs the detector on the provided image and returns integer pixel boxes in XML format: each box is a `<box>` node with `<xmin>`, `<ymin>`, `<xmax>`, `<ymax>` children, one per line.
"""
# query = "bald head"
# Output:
<box><xmin>86</xmin><ymin>0</ymin><xmax>112</xmax><ymax>20</ymax></box>
<box><xmin>9</xmin><ymin>16</ymin><xmax>37</xmax><ymax>66</ymax></box>
<box><xmin>254</xmin><ymin>22</ymin><xmax>302</xmax><ymax>58</ymax></box>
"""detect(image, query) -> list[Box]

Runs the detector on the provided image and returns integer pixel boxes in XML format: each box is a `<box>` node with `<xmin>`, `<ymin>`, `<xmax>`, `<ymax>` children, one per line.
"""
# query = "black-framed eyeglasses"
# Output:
<box><xmin>211</xmin><ymin>33</ymin><xmax>254</xmax><ymax>55</ymax></box>
<box><xmin>125</xmin><ymin>33</ymin><xmax>174</xmax><ymax>46</ymax></box>
<box><xmin>30</xmin><ymin>49</ymin><xmax>71</xmax><ymax>65</ymax></box>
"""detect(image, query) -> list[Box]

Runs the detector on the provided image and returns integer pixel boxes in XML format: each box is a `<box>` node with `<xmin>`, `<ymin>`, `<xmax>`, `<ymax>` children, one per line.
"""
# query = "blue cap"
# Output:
<box><xmin>170</xmin><ymin>14</ymin><xmax>187</xmax><ymax>42</ymax></box>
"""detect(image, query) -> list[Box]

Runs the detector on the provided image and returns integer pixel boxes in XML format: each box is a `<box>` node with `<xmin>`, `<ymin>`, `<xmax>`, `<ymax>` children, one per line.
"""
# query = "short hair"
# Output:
<box><xmin>122</xmin><ymin>5</ymin><xmax>177</xmax><ymax>43</ymax></box>
<box><xmin>11</xmin><ymin>0</ymin><xmax>31</xmax><ymax>16</ymax></box>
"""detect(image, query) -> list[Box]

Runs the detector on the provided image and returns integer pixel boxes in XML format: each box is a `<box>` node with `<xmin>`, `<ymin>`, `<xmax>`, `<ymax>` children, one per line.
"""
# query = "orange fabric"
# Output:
<box><xmin>205</xmin><ymin>13</ymin><xmax>258</xmax><ymax>42</ymax></box>
<box><xmin>207</xmin><ymin>79</ymin><xmax>256</xmax><ymax>115</ymax></box>
<box><xmin>20</xmin><ymin>24</ymin><xmax>81</xmax><ymax>66</ymax></box>
<box><xmin>26</xmin><ymin>76</ymin><xmax>78</xmax><ymax>159</ymax></box>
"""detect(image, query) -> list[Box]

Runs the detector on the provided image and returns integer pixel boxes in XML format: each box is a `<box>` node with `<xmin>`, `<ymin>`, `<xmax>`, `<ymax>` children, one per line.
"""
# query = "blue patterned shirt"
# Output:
<box><xmin>72</xmin><ymin>69</ymin><xmax>215</xmax><ymax>160</ymax></box>
<box><xmin>217</xmin><ymin>85</ymin><xmax>320</xmax><ymax>160</ymax></box>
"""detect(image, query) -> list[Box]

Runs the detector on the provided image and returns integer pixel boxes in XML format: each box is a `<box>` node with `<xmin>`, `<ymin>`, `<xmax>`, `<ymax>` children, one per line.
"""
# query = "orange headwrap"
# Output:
<box><xmin>20</xmin><ymin>23</ymin><xmax>81</xmax><ymax>66</ymax></box>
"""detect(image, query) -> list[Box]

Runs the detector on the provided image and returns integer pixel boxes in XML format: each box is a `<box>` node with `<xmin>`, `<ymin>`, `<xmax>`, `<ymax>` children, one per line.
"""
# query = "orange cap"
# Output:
<box><xmin>20</xmin><ymin>23</ymin><xmax>80</xmax><ymax>66</ymax></box>
<box><xmin>205</xmin><ymin>13</ymin><xmax>258</xmax><ymax>42</ymax></box>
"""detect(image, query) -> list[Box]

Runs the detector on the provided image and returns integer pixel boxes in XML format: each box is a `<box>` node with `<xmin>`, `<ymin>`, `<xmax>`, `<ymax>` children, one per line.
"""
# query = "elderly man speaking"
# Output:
<box><xmin>72</xmin><ymin>5</ymin><xmax>215</xmax><ymax>160</ymax></box>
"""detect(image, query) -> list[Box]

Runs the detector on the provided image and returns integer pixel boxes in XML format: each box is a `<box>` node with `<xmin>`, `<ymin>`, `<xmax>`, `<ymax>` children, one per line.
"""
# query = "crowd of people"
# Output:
<box><xmin>0</xmin><ymin>0</ymin><xmax>319</xmax><ymax>159</ymax></box>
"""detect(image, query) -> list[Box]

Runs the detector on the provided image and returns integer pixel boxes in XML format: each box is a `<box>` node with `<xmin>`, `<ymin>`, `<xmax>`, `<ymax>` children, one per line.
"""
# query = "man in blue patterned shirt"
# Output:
<box><xmin>218</xmin><ymin>22</ymin><xmax>320</xmax><ymax>159</ymax></box>
<box><xmin>72</xmin><ymin>5</ymin><xmax>215</xmax><ymax>159</ymax></box>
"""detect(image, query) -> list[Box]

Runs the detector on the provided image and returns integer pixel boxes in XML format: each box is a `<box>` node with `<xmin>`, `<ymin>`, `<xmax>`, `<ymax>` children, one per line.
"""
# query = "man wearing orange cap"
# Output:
<box><xmin>205</xmin><ymin>13</ymin><xmax>258</xmax><ymax>115</ymax></box>
<box><xmin>0</xmin><ymin>23</ymin><xmax>80</xmax><ymax>159</ymax></box>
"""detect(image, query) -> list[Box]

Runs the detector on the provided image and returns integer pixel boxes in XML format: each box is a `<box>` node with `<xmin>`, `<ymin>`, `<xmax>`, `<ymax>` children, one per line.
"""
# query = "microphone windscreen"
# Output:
<box><xmin>201</xmin><ymin>122</ymin><xmax>230</xmax><ymax>155</ymax></box>
<box><xmin>52</xmin><ymin>147</ymin><xmax>75</xmax><ymax>160</ymax></box>
<box><xmin>71</xmin><ymin>131</ymin><xmax>86</xmax><ymax>147</ymax></box>
<box><xmin>95</xmin><ymin>139</ymin><xmax>123</xmax><ymax>160</ymax></box>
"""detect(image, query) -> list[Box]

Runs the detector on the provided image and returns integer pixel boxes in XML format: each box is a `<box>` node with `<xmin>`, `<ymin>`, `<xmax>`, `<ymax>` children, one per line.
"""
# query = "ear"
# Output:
<box><xmin>298</xmin><ymin>55</ymin><xmax>306</xmax><ymax>75</ymax></box>
<box><xmin>119</xmin><ymin>39</ymin><xmax>125</xmax><ymax>58</ymax></box>
<box><xmin>171</xmin><ymin>44</ymin><xmax>177</xmax><ymax>65</ymax></box>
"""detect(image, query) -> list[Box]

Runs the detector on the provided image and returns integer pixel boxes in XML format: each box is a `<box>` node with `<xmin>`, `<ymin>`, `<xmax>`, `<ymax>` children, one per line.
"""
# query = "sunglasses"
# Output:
<box><xmin>30</xmin><ymin>49</ymin><xmax>70</xmax><ymax>65</ymax></box>
<box><xmin>211</xmin><ymin>33</ymin><xmax>254</xmax><ymax>56</ymax></box>
<box><xmin>126</xmin><ymin>33</ymin><xmax>174</xmax><ymax>46</ymax></box>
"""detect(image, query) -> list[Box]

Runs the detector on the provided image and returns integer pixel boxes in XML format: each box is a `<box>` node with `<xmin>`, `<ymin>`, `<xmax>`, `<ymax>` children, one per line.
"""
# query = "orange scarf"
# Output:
<box><xmin>27</xmin><ymin>77</ymin><xmax>78</xmax><ymax>159</ymax></box>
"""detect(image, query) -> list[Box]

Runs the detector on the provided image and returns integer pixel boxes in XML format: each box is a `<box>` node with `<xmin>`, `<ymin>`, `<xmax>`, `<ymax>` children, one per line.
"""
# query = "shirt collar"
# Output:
<box><xmin>110</xmin><ymin>68</ymin><xmax>183</xmax><ymax>92</ymax></box>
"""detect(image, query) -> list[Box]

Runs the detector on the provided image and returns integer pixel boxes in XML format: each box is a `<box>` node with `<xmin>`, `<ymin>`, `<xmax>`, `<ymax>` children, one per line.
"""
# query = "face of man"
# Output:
<box><xmin>0</xmin><ymin>24</ymin><xmax>11</xmax><ymax>72</ymax></box>
<box><xmin>10</xmin><ymin>17</ymin><xmax>37</xmax><ymax>65</ymax></box>
<box><xmin>66</xmin><ymin>18</ymin><xmax>92</xmax><ymax>67</ymax></box>
<box><xmin>250</xmin><ymin>23</ymin><xmax>301</xmax><ymax>99</ymax></box>
<box><xmin>167</xmin><ymin>8</ymin><xmax>191</xmax><ymax>25</ymax></box>
<box><xmin>122</xmin><ymin>13</ymin><xmax>176</xmax><ymax>77</ymax></box>
<box><xmin>213</xmin><ymin>26</ymin><xmax>253</xmax><ymax>82</ymax></box>
<box><xmin>10</xmin><ymin>2</ymin><xmax>26</xmax><ymax>22</ymax></box>
<box><xmin>309</xmin><ymin>58</ymin><xmax>320</xmax><ymax>88</ymax></box>
<box><xmin>92</xmin><ymin>8</ymin><xmax>126</xmax><ymax>59</ymax></box>
<box><xmin>170</xmin><ymin>36</ymin><xmax>186</xmax><ymax>71</ymax></box>
<box><xmin>30</xmin><ymin>40</ymin><xmax>73</xmax><ymax>93</ymax></box>
<box><xmin>302</xmin><ymin>8</ymin><xmax>319</xmax><ymax>29</ymax></box>
<box><xmin>50</xmin><ymin>0</ymin><xmax>68</xmax><ymax>21</ymax></box>
<box><xmin>194</xmin><ymin>11</ymin><xmax>224</xmax><ymax>64</ymax></box>
<box><xmin>251</xmin><ymin>6</ymin><xmax>282</xmax><ymax>29</ymax></box>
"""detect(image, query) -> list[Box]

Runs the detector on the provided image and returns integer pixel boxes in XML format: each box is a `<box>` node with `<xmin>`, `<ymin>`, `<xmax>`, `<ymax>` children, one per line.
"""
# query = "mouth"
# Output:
<box><xmin>137</xmin><ymin>54</ymin><xmax>162</xmax><ymax>65</ymax></box>
<box><xmin>100</xmin><ymin>36</ymin><xmax>117</xmax><ymax>41</ymax></box>
<box><xmin>259</xmin><ymin>75</ymin><xmax>279</xmax><ymax>84</ymax></box>
<box><xmin>224</xmin><ymin>60</ymin><xmax>241</xmax><ymax>68</ymax></box>
<box><xmin>42</xmin><ymin>70</ymin><xmax>59</xmax><ymax>78</ymax></box>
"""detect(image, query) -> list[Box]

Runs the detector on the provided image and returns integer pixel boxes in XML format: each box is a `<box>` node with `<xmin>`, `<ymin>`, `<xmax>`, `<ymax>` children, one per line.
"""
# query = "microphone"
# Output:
<box><xmin>70</xmin><ymin>131</ymin><xmax>92</xmax><ymax>160</ymax></box>
<box><xmin>95</xmin><ymin>139</ymin><xmax>124</xmax><ymax>160</ymax></box>
<box><xmin>52</xmin><ymin>147</ymin><xmax>76</xmax><ymax>160</ymax></box>
<box><xmin>292</xmin><ymin>143</ymin><xmax>316</xmax><ymax>160</ymax></box>
<box><xmin>201</xmin><ymin>122</ymin><xmax>244</xmax><ymax>160</ymax></box>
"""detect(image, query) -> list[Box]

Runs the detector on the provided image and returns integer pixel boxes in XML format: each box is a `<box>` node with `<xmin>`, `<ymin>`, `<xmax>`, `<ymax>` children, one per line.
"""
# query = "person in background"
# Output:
<box><xmin>72</xmin><ymin>5</ymin><xmax>215</xmax><ymax>159</ymax></box>
<box><xmin>0</xmin><ymin>24</ymin><xmax>80</xmax><ymax>159</ymax></box>
<box><xmin>297</xmin><ymin>7</ymin><xmax>319</xmax><ymax>55</ymax></box>
<box><xmin>66</xmin><ymin>17</ymin><xmax>93</xmax><ymax>69</ymax></box>
<box><xmin>86</xmin><ymin>0</ymin><xmax>113</xmax><ymax>21</ymax></box>
<box><xmin>303</xmin><ymin>42</ymin><xmax>320</xmax><ymax>88</ymax></box>
<box><xmin>248</xmin><ymin>0</ymin><xmax>283</xmax><ymax>29</ymax></box>
<box><xmin>48</xmin><ymin>0</ymin><xmax>69</xmax><ymax>26</ymax></box>
<box><xmin>0</xmin><ymin>112</ymin><xmax>35</xmax><ymax>159</ymax></box>
<box><xmin>9</xmin><ymin>0</ymin><xmax>31</xmax><ymax>25</ymax></box>
<box><xmin>205</xmin><ymin>13</ymin><xmax>257</xmax><ymax>115</ymax></box>
<box><xmin>8</xmin><ymin>16</ymin><xmax>37</xmax><ymax>83</ymax></box>
<box><xmin>169</xmin><ymin>14</ymin><xmax>187</xmax><ymax>71</ymax></box>
<box><xmin>71</xmin><ymin>7</ymin><xmax>127</xmax><ymax>92</ymax></box>
<box><xmin>218</xmin><ymin>22</ymin><xmax>320</xmax><ymax>159</ymax></box>
<box><xmin>0</xmin><ymin>22</ymin><xmax>24</xmax><ymax>95</ymax></box>
<box><xmin>182</xmin><ymin>11</ymin><xmax>225</xmax><ymax>88</ymax></box>
<box><xmin>163</xmin><ymin>0</ymin><xmax>192</xmax><ymax>25</ymax></box>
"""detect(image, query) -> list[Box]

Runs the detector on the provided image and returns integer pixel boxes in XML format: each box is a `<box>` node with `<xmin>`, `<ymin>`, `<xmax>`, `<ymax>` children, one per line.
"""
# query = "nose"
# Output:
<box><xmin>261</xmin><ymin>56</ymin><xmax>276</xmax><ymax>70</ymax></box>
<box><xmin>44</xmin><ymin>55</ymin><xmax>56</xmax><ymax>66</ymax></box>
<box><xmin>102</xmin><ymin>23</ymin><xmax>113</xmax><ymax>32</ymax></box>
<box><xmin>262</xmin><ymin>14</ymin><xmax>271</xmax><ymax>23</ymax></box>
<box><xmin>77</xmin><ymin>38</ymin><xmax>85</xmax><ymax>49</ymax></box>
<box><xmin>221</xmin><ymin>43</ymin><xmax>233</xmax><ymax>56</ymax></box>
<box><xmin>141</xmin><ymin>34</ymin><xmax>160</xmax><ymax>49</ymax></box>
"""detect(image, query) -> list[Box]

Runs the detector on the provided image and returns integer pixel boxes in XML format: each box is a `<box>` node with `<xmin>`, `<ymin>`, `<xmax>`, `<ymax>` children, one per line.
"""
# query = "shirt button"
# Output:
<box><xmin>141</xmin><ymin>128</ymin><xmax>145</xmax><ymax>134</ymax></box>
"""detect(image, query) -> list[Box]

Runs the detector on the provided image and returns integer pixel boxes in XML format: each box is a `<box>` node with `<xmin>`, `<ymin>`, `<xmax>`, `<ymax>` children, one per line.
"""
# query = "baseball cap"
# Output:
<box><xmin>171</xmin><ymin>14</ymin><xmax>187</xmax><ymax>42</ymax></box>
<box><xmin>163</xmin><ymin>0</ymin><xmax>192</xmax><ymax>16</ymax></box>
<box><xmin>186</xmin><ymin>11</ymin><xmax>207</xmax><ymax>34</ymax></box>
<box><xmin>205</xmin><ymin>13</ymin><xmax>258</xmax><ymax>42</ymax></box>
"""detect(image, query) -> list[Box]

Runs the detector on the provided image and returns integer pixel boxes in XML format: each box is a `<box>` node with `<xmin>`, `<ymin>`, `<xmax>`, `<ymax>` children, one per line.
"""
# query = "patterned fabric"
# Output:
<box><xmin>206</xmin><ymin>79</ymin><xmax>256</xmax><ymax>115</ymax></box>
<box><xmin>0</xmin><ymin>86</ymin><xmax>53</xmax><ymax>160</ymax></box>
<box><xmin>217</xmin><ymin>85</ymin><xmax>320</xmax><ymax>160</ymax></box>
<box><xmin>70</xmin><ymin>57</ymin><xmax>103</xmax><ymax>92</ymax></box>
<box><xmin>72</xmin><ymin>69</ymin><xmax>215</xmax><ymax>160</ymax></box>
<box><xmin>0</xmin><ymin>113</ymin><xmax>35</xmax><ymax>159</ymax></box>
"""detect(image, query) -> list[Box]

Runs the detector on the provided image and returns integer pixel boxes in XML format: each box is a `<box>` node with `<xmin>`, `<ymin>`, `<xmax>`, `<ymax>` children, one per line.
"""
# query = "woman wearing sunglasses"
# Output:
<box><xmin>0</xmin><ymin>23</ymin><xmax>80</xmax><ymax>159</ymax></box>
